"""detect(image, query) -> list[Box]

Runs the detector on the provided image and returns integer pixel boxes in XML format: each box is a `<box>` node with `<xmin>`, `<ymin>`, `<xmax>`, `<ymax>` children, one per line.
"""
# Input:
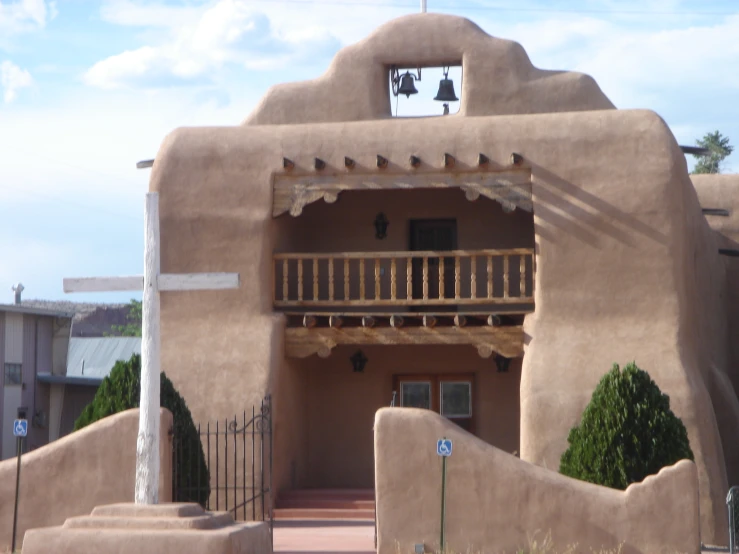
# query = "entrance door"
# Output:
<box><xmin>409</xmin><ymin>219</ymin><xmax>457</xmax><ymax>308</ymax></box>
<box><xmin>393</xmin><ymin>374</ymin><xmax>474</xmax><ymax>433</ymax></box>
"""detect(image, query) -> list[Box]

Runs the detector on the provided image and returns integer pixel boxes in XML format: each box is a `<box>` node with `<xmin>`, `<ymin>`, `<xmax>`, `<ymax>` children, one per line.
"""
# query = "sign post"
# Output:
<box><xmin>436</xmin><ymin>437</ymin><xmax>452</xmax><ymax>552</ymax></box>
<box><xmin>12</xmin><ymin>418</ymin><xmax>28</xmax><ymax>552</ymax></box>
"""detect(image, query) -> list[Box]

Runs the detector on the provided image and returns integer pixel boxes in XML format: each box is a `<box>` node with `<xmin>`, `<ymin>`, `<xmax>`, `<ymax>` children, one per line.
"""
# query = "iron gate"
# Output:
<box><xmin>171</xmin><ymin>395</ymin><xmax>273</xmax><ymax>537</ymax></box>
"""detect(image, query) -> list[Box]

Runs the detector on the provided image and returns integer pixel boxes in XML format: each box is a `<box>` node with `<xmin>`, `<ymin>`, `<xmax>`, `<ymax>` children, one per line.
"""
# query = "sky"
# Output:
<box><xmin>1</xmin><ymin>0</ymin><xmax>738</xmax><ymax>304</ymax></box>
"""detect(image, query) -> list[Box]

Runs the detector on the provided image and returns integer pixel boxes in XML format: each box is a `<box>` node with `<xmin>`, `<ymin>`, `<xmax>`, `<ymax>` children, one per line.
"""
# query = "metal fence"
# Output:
<box><xmin>171</xmin><ymin>396</ymin><xmax>273</xmax><ymax>538</ymax></box>
<box><xmin>728</xmin><ymin>486</ymin><xmax>739</xmax><ymax>553</ymax></box>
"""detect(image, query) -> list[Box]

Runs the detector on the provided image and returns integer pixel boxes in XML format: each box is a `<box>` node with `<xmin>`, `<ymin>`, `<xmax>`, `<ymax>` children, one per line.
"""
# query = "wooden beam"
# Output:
<box><xmin>283</xmin><ymin>157</ymin><xmax>295</xmax><ymax>171</ymax></box>
<box><xmin>314</xmin><ymin>158</ymin><xmax>326</xmax><ymax>170</ymax></box>
<box><xmin>362</xmin><ymin>316</ymin><xmax>376</xmax><ymax>328</ymax></box>
<box><xmin>285</xmin><ymin>325</ymin><xmax>525</xmax><ymax>359</ymax></box>
<box><xmin>477</xmin><ymin>153</ymin><xmax>489</xmax><ymax>167</ymax></box>
<box><xmin>477</xmin><ymin>345</ymin><xmax>493</xmax><ymax>358</ymax></box>
<box><xmin>409</xmin><ymin>155</ymin><xmax>421</xmax><ymax>168</ymax></box>
<box><xmin>377</xmin><ymin>155</ymin><xmax>389</xmax><ymax>169</ymax></box>
<box><xmin>510</xmin><ymin>152</ymin><xmax>523</xmax><ymax>166</ymax></box>
<box><xmin>422</xmin><ymin>315</ymin><xmax>437</xmax><ymax>328</ymax></box>
<box><xmin>487</xmin><ymin>314</ymin><xmax>502</xmax><ymax>326</ymax></box>
<box><xmin>454</xmin><ymin>315</ymin><xmax>467</xmax><ymax>327</ymax></box>
<box><xmin>344</xmin><ymin>156</ymin><xmax>355</xmax><ymax>169</ymax></box>
<box><xmin>158</xmin><ymin>273</ymin><xmax>240</xmax><ymax>291</ymax></box>
<box><xmin>390</xmin><ymin>315</ymin><xmax>404</xmax><ymax>328</ymax></box>
<box><xmin>63</xmin><ymin>276</ymin><xmax>143</xmax><ymax>293</ymax></box>
<box><xmin>444</xmin><ymin>153</ymin><xmax>455</xmax><ymax>168</ymax></box>
<box><xmin>303</xmin><ymin>315</ymin><xmax>317</xmax><ymax>328</ymax></box>
<box><xmin>329</xmin><ymin>315</ymin><xmax>343</xmax><ymax>328</ymax></box>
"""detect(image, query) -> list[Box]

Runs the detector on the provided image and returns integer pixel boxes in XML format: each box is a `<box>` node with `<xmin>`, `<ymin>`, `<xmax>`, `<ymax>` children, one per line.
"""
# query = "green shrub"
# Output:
<box><xmin>74</xmin><ymin>353</ymin><xmax>209</xmax><ymax>505</ymax></box>
<box><xmin>559</xmin><ymin>362</ymin><xmax>694</xmax><ymax>490</ymax></box>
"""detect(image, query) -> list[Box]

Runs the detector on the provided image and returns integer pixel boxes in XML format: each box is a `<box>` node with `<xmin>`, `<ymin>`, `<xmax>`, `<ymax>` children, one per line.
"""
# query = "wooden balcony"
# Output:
<box><xmin>273</xmin><ymin>248</ymin><xmax>535</xmax><ymax>309</ymax></box>
<box><xmin>274</xmin><ymin>249</ymin><xmax>535</xmax><ymax>359</ymax></box>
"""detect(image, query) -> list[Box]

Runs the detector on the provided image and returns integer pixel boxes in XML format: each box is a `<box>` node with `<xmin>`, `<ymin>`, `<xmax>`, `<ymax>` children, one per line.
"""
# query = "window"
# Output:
<box><xmin>4</xmin><ymin>363</ymin><xmax>22</xmax><ymax>386</ymax></box>
<box><xmin>395</xmin><ymin>373</ymin><xmax>474</xmax><ymax>432</ymax></box>
<box><xmin>400</xmin><ymin>381</ymin><xmax>432</xmax><ymax>409</ymax></box>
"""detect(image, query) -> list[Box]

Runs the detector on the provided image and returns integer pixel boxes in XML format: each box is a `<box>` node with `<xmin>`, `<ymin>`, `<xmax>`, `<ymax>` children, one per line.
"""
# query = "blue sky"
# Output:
<box><xmin>2</xmin><ymin>0</ymin><xmax>738</xmax><ymax>304</ymax></box>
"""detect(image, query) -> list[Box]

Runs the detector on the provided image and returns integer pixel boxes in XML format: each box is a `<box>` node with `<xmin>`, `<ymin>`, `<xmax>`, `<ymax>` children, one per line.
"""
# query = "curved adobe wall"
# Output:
<box><xmin>374</xmin><ymin>407</ymin><xmax>700</xmax><ymax>554</ymax></box>
<box><xmin>0</xmin><ymin>408</ymin><xmax>172</xmax><ymax>551</ymax></box>
<box><xmin>243</xmin><ymin>13</ymin><xmax>615</xmax><ymax>125</ymax></box>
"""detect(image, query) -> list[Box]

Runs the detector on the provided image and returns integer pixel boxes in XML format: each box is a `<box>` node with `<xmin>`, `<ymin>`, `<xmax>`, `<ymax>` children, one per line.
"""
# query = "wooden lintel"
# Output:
<box><xmin>273</xmin><ymin>170</ymin><xmax>532</xmax><ymax>217</ymax></box>
<box><xmin>284</xmin><ymin>325</ymin><xmax>525</xmax><ymax>359</ymax></box>
<box><xmin>487</xmin><ymin>314</ymin><xmax>502</xmax><ymax>327</ymax></box>
<box><xmin>329</xmin><ymin>315</ymin><xmax>343</xmax><ymax>328</ymax></box>
<box><xmin>454</xmin><ymin>315</ymin><xmax>467</xmax><ymax>327</ymax></box>
<box><xmin>423</xmin><ymin>315</ymin><xmax>437</xmax><ymax>328</ymax></box>
<box><xmin>362</xmin><ymin>316</ymin><xmax>376</xmax><ymax>328</ymax></box>
<box><xmin>303</xmin><ymin>315</ymin><xmax>317</xmax><ymax>328</ymax></box>
<box><xmin>390</xmin><ymin>315</ymin><xmax>404</xmax><ymax>328</ymax></box>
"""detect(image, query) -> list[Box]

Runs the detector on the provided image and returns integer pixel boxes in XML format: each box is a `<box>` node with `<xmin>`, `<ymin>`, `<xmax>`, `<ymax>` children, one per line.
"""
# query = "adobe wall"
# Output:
<box><xmin>148</xmin><ymin>12</ymin><xmax>736</xmax><ymax>543</ymax></box>
<box><xmin>0</xmin><ymin>408</ymin><xmax>172</xmax><ymax>551</ymax></box>
<box><xmin>281</xmin><ymin>345</ymin><xmax>521</xmax><ymax>490</ymax></box>
<box><xmin>374</xmin><ymin>407</ymin><xmax>700</xmax><ymax>554</ymax></box>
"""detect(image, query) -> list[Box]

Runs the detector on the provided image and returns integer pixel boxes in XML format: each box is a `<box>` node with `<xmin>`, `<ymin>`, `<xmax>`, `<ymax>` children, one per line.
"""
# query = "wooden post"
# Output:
<box><xmin>470</xmin><ymin>255</ymin><xmax>477</xmax><ymax>299</ymax></box>
<box><xmin>282</xmin><ymin>259</ymin><xmax>288</xmax><ymax>301</ymax></box>
<box><xmin>487</xmin><ymin>255</ymin><xmax>493</xmax><ymax>299</ymax></box>
<box><xmin>520</xmin><ymin>255</ymin><xmax>526</xmax><ymax>297</ymax></box>
<box><xmin>422</xmin><ymin>257</ymin><xmax>429</xmax><ymax>301</ymax></box>
<box><xmin>503</xmin><ymin>255</ymin><xmax>509</xmax><ymax>299</ymax></box>
<box><xmin>454</xmin><ymin>256</ymin><xmax>460</xmax><ymax>300</ymax></box>
<box><xmin>344</xmin><ymin>258</ymin><xmax>350</xmax><ymax>301</ymax></box>
<box><xmin>313</xmin><ymin>257</ymin><xmax>319</xmax><ymax>300</ymax></box>
<box><xmin>297</xmin><ymin>259</ymin><xmax>304</xmax><ymax>301</ymax></box>
<box><xmin>406</xmin><ymin>258</ymin><xmax>413</xmax><ymax>300</ymax></box>
<box><xmin>375</xmin><ymin>258</ymin><xmax>381</xmax><ymax>301</ymax></box>
<box><xmin>359</xmin><ymin>259</ymin><xmax>366</xmax><ymax>301</ymax></box>
<box><xmin>391</xmin><ymin>259</ymin><xmax>397</xmax><ymax>301</ymax></box>
<box><xmin>438</xmin><ymin>257</ymin><xmax>444</xmax><ymax>300</ymax></box>
<box><xmin>328</xmin><ymin>258</ymin><xmax>334</xmax><ymax>301</ymax></box>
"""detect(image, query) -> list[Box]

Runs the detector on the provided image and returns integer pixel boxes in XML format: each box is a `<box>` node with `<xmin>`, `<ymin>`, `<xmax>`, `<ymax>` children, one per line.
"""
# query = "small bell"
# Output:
<box><xmin>397</xmin><ymin>71</ymin><xmax>419</xmax><ymax>98</ymax></box>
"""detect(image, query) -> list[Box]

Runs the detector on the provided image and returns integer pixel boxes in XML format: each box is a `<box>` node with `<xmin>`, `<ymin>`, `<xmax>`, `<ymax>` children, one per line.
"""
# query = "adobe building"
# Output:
<box><xmin>148</xmin><ymin>14</ymin><xmax>739</xmax><ymax>544</ymax></box>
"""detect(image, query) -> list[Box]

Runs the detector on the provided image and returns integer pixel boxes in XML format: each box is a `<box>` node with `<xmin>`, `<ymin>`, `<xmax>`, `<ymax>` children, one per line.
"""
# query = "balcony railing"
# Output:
<box><xmin>273</xmin><ymin>248</ymin><xmax>534</xmax><ymax>308</ymax></box>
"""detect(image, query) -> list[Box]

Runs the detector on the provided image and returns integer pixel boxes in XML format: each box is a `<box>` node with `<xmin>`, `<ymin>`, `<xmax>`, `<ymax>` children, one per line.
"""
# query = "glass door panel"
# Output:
<box><xmin>400</xmin><ymin>382</ymin><xmax>432</xmax><ymax>409</ymax></box>
<box><xmin>440</xmin><ymin>382</ymin><xmax>472</xmax><ymax>418</ymax></box>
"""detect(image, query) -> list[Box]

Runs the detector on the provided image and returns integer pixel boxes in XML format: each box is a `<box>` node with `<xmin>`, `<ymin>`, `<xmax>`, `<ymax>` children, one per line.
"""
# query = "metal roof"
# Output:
<box><xmin>0</xmin><ymin>303</ymin><xmax>75</xmax><ymax>318</ymax></box>
<box><xmin>66</xmin><ymin>337</ymin><xmax>142</xmax><ymax>382</ymax></box>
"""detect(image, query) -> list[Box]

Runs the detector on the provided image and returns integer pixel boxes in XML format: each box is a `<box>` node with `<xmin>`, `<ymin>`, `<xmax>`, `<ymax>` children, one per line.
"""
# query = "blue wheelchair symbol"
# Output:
<box><xmin>13</xmin><ymin>419</ymin><xmax>27</xmax><ymax>437</ymax></box>
<box><xmin>437</xmin><ymin>438</ymin><xmax>453</xmax><ymax>457</ymax></box>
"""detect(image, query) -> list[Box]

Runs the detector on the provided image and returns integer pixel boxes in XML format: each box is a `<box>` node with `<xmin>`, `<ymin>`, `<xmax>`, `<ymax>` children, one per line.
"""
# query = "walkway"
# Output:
<box><xmin>273</xmin><ymin>520</ymin><xmax>375</xmax><ymax>554</ymax></box>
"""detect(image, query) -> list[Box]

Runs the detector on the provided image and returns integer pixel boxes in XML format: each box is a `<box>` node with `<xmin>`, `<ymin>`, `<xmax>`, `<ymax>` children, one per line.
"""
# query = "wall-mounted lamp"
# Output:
<box><xmin>495</xmin><ymin>354</ymin><xmax>511</xmax><ymax>373</ymax></box>
<box><xmin>391</xmin><ymin>66</ymin><xmax>421</xmax><ymax>98</ymax></box>
<box><xmin>374</xmin><ymin>212</ymin><xmax>389</xmax><ymax>239</ymax></box>
<box><xmin>350</xmin><ymin>350</ymin><xmax>368</xmax><ymax>373</ymax></box>
<box><xmin>434</xmin><ymin>66</ymin><xmax>458</xmax><ymax>102</ymax></box>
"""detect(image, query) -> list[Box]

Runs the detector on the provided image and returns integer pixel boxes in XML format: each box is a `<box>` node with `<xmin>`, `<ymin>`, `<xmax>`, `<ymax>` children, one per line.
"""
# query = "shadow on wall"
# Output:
<box><xmin>373</xmin><ymin>407</ymin><xmax>700</xmax><ymax>554</ymax></box>
<box><xmin>0</xmin><ymin>408</ymin><xmax>173</xmax><ymax>551</ymax></box>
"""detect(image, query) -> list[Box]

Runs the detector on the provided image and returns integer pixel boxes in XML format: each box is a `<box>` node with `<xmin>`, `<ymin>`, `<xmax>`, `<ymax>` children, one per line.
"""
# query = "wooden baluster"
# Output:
<box><xmin>344</xmin><ymin>258</ymin><xmax>350</xmax><ymax>300</ymax></box>
<box><xmin>438</xmin><ymin>256</ymin><xmax>445</xmax><ymax>300</ymax></box>
<box><xmin>422</xmin><ymin>257</ymin><xmax>429</xmax><ymax>301</ymax></box>
<box><xmin>297</xmin><ymin>259</ymin><xmax>304</xmax><ymax>301</ymax></box>
<box><xmin>282</xmin><ymin>259</ymin><xmax>288</xmax><ymax>301</ymax></box>
<box><xmin>328</xmin><ymin>258</ymin><xmax>334</xmax><ymax>301</ymax></box>
<box><xmin>503</xmin><ymin>255</ymin><xmax>509</xmax><ymax>299</ymax></box>
<box><xmin>407</xmin><ymin>257</ymin><xmax>413</xmax><ymax>300</ymax></box>
<box><xmin>313</xmin><ymin>257</ymin><xmax>319</xmax><ymax>300</ymax></box>
<box><xmin>520</xmin><ymin>255</ymin><xmax>526</xmax><ymax>297</ymax></box>
<box><xmin>359</xmin><ymin>258</ymin><xmax>365</xmax><ymax>301</ymax></box>
<box><xmin>454</xmin><ymin>256</ymin><xmax>460</xmax><ymax>299</ymax></box>
<box><xmin>470</xmin><ymin>255</ymin><xmax>477</xmax><ymax>299</ymax></box>
<box><xmin>375</xmin><ymin>258</ymin><xmax>381</xmax><ymax>300</ymax></box>
<box><xmin>487</xmin><ymin>255</ymin><xmax>493</xmax><ymax>299</ymax></box>
<box><xmin>391</xmin><ymin>259</ymin><xmax>397</xmax><ymax>301</ymax></box>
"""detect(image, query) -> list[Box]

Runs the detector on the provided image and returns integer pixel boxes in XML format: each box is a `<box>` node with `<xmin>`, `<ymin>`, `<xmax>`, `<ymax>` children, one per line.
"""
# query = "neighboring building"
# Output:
<box><xmin>38</xmin><ymin>336</ymin><xmax>141</xmax><ymax>437</ymax></box>
<box><xmin>0</xmin><ymin>300</ymin><xmax>73</xmax><ymax>459</ymax></box>
<box><xmin>1</xmin><ymin>293</ymin><xmax>141</xmax><ymax>458</ymax></box>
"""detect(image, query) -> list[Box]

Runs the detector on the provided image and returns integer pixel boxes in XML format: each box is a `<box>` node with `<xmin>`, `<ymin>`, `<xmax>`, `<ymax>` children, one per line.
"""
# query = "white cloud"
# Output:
<box><xmin>85</xmin><ymin>0</ymin><xmax>342</xmax><ymax>90</ymax></box>
<box><xmin>1</xmin><ymin>60</ymin><xmax>32</xmax><ymax>102</ymax></box>
<box><xmin>0</xmin><ymin>0</ymin><xmax>57</xmax><ymax>36</ymax></box>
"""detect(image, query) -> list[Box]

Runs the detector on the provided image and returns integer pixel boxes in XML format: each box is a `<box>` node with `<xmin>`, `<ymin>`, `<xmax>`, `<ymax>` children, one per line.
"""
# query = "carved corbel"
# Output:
<box><xmin>288</xmin><ymin>185</ymin><xmax>341</xmax><ymax>217</ymax></box>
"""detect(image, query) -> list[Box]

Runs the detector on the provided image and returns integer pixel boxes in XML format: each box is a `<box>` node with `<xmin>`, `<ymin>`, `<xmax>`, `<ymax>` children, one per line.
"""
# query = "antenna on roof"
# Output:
<box><xmin>11</xmin><ymin>283</ymin><xmax>24</xmax><ymax>305</ymax></box>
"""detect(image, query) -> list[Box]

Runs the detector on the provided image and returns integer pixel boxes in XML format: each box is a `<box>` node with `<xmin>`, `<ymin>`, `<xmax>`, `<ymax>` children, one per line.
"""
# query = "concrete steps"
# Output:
<box><xmin>273</xmin><ymin>489</ymin><xmax>375</xmax><ymax>521</ymax></box>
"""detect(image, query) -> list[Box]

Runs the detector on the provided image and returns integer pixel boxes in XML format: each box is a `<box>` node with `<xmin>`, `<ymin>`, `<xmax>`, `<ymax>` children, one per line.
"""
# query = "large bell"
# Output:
<box><xmin>398</xmin><ymin>71</ymin><xmax>418</xmax><ymax>97</ymax></box>
<box><xmin>434</xmin><ymin>77</ymin><xmax>458</xmax><ymax>102</ymax></box>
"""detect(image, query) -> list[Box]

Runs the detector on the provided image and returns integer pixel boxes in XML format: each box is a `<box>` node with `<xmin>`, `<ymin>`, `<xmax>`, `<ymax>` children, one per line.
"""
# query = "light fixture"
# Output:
<box><xmin>374</xmin><ymin>212</ymin><xmax>389</xmax><ymax>239</ymax></box>
<box><xmin>434</xmin><ymin>66</ymin><xmax>458</xmax><ymax>102</ymax></box>
<box><xmin>495</xmin><ymin>354</ymin><xmax>511</xmax><ymax>373</ymax></box>
<box><xmin>350</xmin><ymin>350</ymin><xmax>368</xmax><ymax>373</ymax></box>
<box><xmin>391</xmin><ymin>66</ymin><xmax>422</xmax><ymax>98</ymax></box>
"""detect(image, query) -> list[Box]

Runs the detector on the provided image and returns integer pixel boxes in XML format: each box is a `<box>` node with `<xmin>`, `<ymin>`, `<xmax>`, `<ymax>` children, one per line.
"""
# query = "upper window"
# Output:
<box><xmin>4</xmin><ymin>363</ymin><xmax>22</xmax><ymax>386</ymax></box>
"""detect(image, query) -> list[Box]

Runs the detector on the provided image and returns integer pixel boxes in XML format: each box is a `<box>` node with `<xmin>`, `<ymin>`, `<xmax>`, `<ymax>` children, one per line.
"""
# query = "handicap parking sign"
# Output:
<box><xmin>13</xmin><ymin>419</ymin><xmax>27</xmax><ymax>437</ymax></box>
<box><xmin>437</xmin><ymin>438</ymin><xmax>452</xmax><ymax>457</ymax></box>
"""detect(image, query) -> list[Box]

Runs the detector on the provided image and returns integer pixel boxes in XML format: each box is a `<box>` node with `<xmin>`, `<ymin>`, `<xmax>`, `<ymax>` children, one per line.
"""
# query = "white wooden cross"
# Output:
<box><xmin>63</xmin><ymin>192</ymin><xmax>240</xmax><ymax>504</ymax></box>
